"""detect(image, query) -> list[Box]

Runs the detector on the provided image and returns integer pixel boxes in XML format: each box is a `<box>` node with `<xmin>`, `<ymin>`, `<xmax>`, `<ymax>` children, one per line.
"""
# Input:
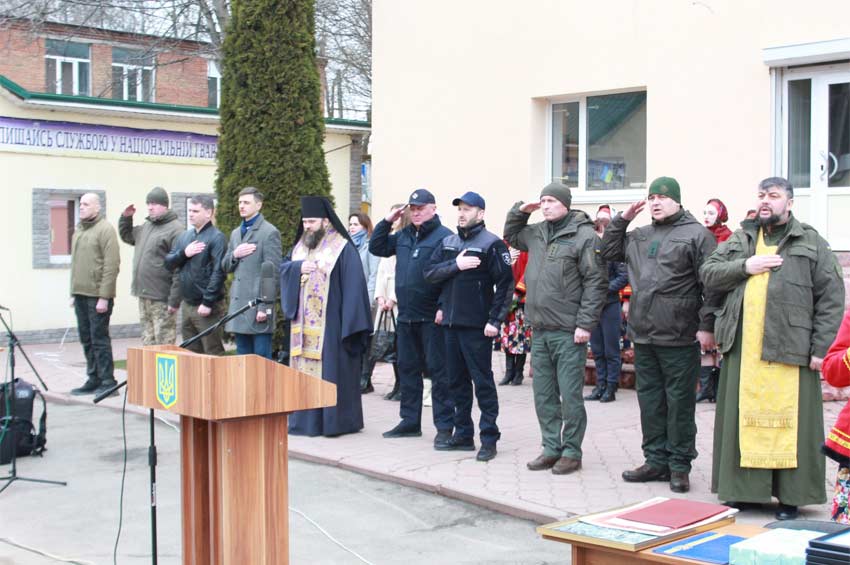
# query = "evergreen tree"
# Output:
<box><xmin>215</xmin><ymin>0</ymin><xmax>331</xmax><ymax>244</ymax></box>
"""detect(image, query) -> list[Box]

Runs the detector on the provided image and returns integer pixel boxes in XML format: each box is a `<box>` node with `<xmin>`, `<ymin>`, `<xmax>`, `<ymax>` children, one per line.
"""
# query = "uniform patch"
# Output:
<box><xmin>502</xmin><ymin>252</ymin><xmax>511</xmax><ymax>265</ymax></box>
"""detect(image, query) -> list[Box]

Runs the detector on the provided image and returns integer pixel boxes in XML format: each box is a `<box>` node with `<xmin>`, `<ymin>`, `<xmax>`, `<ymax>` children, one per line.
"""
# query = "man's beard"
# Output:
<box><xmin>757</xmin><ymin>208</ymin><xmax>786</xmax><ymax>228</ymax></box>
<box><xmin>302</xmin><ymin>226</ymin><xmax>326</xmax><ymax>249</ymax></box>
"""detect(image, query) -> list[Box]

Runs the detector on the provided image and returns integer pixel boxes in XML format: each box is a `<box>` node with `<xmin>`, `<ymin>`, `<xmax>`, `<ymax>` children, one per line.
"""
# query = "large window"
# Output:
<box><xmin>45</xmin><ymin>39</ymin><xmax>90</xmax><ymax>96</ymax></box>
<box><xmin>207</xmin><ymin>60</ymin><xmax>221</xmax><ymax>108</ymax></box>
<box><xmin>32</xmin><ymin>189</ymin><xmax>105</xmax><ymax>268</ymax></box>
<box><xmin>112</xmin><ymin>47</ymin><xmax>155</xmax><ymax>102</ymax></box>
<box><xmin>551</xmin><ymin>91</ymin><xmax>647</xmax><ymax>191</ymax></box>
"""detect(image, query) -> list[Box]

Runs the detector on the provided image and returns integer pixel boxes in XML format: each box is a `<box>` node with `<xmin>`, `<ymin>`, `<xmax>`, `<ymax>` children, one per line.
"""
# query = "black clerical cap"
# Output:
<box><xmin>292</xmin><ymin>195</ymin><xmax>352</xmax><ymax>247</ymax></box>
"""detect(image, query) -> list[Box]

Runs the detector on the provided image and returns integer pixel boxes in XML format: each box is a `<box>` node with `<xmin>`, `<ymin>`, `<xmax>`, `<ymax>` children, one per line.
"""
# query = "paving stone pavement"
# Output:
<box><xmin>4</xmin><ymin>337</ymin><xmax>843</xmax><ymax>527</ymax></box>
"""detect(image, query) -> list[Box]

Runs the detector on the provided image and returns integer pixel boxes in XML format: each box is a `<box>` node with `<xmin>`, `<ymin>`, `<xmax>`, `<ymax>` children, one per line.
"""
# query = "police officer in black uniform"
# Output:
<box><xmin>424</xmin><ymin>191</ymin><xmax>514</xmax><ymax>461</ymax></box>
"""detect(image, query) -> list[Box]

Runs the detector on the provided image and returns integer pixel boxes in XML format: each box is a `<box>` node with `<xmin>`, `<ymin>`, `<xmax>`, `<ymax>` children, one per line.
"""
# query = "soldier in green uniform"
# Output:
<box><xmin>504</xmin><ymin>183</ymin><xmax>607</xmax><ymax>475</ymax></box>
<box><xmin>601</xmin><ymin>177</ymin><xmax>717</xmax><ymax>493</ymax></box>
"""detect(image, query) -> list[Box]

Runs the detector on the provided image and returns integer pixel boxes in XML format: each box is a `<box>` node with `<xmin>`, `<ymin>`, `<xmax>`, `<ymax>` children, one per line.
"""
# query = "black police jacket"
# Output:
<box><xmin>164</xmin><ymin>222</ymin><xmax>227</xmax><ymax>307</ymax></box>
<box><xmin>369</xmin><ymin>215</ymin><xmax>453</xmax><ymax>323</ymax></box>
<box><xmin>423</xmin><ymin>222</ymin><xmax>514</xmax><ymax>329</ymax></box>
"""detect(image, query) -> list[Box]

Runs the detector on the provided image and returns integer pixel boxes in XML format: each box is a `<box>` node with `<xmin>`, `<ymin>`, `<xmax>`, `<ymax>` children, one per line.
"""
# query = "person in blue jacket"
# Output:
<box><xmin>370</xmin><ymin>189</ymin><xmax>455</xmax><ymax>445</ymax></box>
<box><xmin>424</xmin><ymin>191</ymin><xmax>514</xmax><ymax>462</ymax></box>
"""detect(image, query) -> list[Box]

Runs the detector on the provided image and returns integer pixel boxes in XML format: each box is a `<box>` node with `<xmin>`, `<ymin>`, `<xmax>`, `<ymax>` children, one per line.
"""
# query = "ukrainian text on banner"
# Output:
<box><xmin>0</xmin><ymin>115</ymin><xmax>217</xmax><ymax>164</ymax></box>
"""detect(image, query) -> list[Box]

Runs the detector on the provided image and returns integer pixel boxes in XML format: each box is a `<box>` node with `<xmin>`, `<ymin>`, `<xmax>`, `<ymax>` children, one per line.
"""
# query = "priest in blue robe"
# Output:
<box><xmin>281</xmin><ymin>196</ymin><xmax>372</xmax><ymax>436</ymax></box>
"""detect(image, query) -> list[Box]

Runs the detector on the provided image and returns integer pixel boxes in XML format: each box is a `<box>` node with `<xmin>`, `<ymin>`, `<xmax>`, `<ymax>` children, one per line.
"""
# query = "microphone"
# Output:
<box><xmin>258</xmin><ymin>261</ymin><xmax>277</xmax><ymax>308</ymax></box>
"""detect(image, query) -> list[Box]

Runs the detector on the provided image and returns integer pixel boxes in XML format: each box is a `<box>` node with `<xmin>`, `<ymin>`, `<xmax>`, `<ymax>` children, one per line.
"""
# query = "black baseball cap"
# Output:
<box><xmin>408</xmin><ymin>188</ymin><xmax>436</xmax><ymax>205</ymax></box>
<box><xmin>452</xmin><ymin>191</ymin><xmax>486</xmax><ymax>210</ymax></box>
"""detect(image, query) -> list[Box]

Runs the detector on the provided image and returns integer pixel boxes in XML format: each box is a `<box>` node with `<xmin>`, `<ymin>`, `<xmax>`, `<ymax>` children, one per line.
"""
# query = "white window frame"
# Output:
<box><xmin>112</xmin><ymin>63</ymin><xmax>156</xmax><ymax>102</ymax></box>
<box><xmin>47</xmin><ymin>196</ymin><xmax>80</xmax><ymax>264</ymax></box>
<box><xmin>207</xmin><ymin>60</ymin><xmax>221</xmax><ymax>108</ymax></box>
<box><xmin>545</xmin><ymin>90</ymin><xmax>647</xmax><ymax>205</ymax></box>
<box><xmin>46</xmin><ymin>54</ymin><xmax>90</xmax><ymax>96</ymax></box>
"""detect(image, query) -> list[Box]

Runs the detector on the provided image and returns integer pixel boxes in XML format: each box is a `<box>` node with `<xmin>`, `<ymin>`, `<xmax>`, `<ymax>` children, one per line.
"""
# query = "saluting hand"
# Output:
<box><xmin>122</xmin><ymin>204</ymin><xmax>136</xmax><ymax>217</ymax></box>
<box><xmin>385</xmin><ymin>205</ymin><xmax>407</xmax><ymax>223</ymax></box>
<box><xmin>519</xmin><ymin>201</ymin><xmax>541</xmax><ymax>214</ymax></box>
<box><xmin>622</xmin><ymin>200</ymin><xmax>646</xmax><ymax>221</ymax></box>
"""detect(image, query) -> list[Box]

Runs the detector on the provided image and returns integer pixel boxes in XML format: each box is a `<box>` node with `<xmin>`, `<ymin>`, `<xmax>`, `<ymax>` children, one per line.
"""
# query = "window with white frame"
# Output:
<box><xmin>207</xmin><ymin>60</ymin><xmax>221</xmax><ymax>108</ymax></box>
<box><xmin>551</xmin><ymin>91</ymin><xmax>647</xmax><ymax>191</ymax></box>
<box><xmin>32</xmin><ymin>189</ymin><xmax>105</xmax><ymax>268</ymax></box>
<box><xmin>45</xmin><ymin>39</ymin><xmax>90</xmax><ymax>96</ymax></box>
<box><xmin>111</xmin><ymin>47</ymin><xmax>155</xmax><ymax>102</ymax></box>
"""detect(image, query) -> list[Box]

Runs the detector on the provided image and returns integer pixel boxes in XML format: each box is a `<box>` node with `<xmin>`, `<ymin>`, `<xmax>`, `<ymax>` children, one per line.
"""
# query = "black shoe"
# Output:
<box><xmin>434</xmin><ymin>430</ymin><xmax>453</xmax><ymax>450</ymax></box>
<box><xmin>696</xmin><ymin>366</ymin><xmax>716</xmax><ymax>402</ymax></box>
<box><xmin>584</xmin><ymin>384</ymin><xmax>606</xmax><ymax>401</ymax></box>
<box><xmin>93</xmin><ymin>381</ymin><xmax>119</xmax><ymax>398</ymax></box>
<box><xmin>382</xmin><ymin>422</ymin><xmax>422</xmax><ymax>438</ymax></box>
<box><xmin>498</xmin><ymin>374</ymin><xmax>514</xmax><ymax>386</ymax></box>
<box><xmin>499</xmin><ymin>354</ymin><xmax>516</xmax><ymax>385</ymax></box>
<box><xmin>775</xmin><ymin>503</ymin><xmax>799</xmax><ymax>520</ymax></box>
<box><xmin>513</xmin><ymin>354</ymin><xmax>526</xmax><ymax>386</ymax></box>
<box><xmin>71</xmin><ymin>380</ymin><xmax>100</xmax><ymax>395</ymax></box>
<box><xmin>724</xmin><ymin>501</ymin><xmax>762</xmax><ymax>511</ymax></box>
<box><xmin>360</xmin><ymin>375</ymin><xmax>374</xmax><ymax>394</ymax></box>
<box><xmin>444</xmin><ymin>436</ymin><xmax>476</xmax><ymax>451</ymax></box>
<box><xmin>599</xmin><ymin>386</ymin><xmax>617</xmax><ymax>403</ymax></box>
<box><xmin>476</xmin><ymin>444</ymin><xmax>497</xmax><ymax>462</ymax></box>
<box><xmin>670</xmin><ymin>471</ymin><xmax>690</xmax><ymax>493</ymax></box>
<box><xmin>622</xmin><ymin>463</ymin><xmax>670</xmax><ymax>482</ymax></box>
<box><xmin>383</xmin><ymin>383</ymin><xmax>400</xmax><ymax>400</ymax></box>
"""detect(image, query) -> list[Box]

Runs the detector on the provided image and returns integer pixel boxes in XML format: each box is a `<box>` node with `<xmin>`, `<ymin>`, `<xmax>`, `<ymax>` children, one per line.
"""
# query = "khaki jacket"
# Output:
<box><xmin>503</xmin><ymin>204</ymin><xmax>607</xmax><ymax>332</ymax></box>
<box><xmin>119</xmin><ymin>210</ymin><xmax>183</xmax><ymax>306</ymax></box>
<box><xmin>700</xmin><ymin>215</ymin><xmax>845</xmax><ymax>366</ymax></box>
<box><xmin>70</xmin><ymin>215</ymin><xmax>120</xmax><ymax>298</ymax></box>
<box><xmin>601</xmin><ymin>209</ymin><xmax>717</xmax><ymax>346</ymax></box>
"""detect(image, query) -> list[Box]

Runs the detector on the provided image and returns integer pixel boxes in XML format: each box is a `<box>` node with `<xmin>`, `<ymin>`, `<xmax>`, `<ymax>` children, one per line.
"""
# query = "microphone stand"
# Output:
<box><xmin>0</xmin><ymin>310</ymin><xmax>67</xmax><ymax>494</ymax></box>
<box><xmin>93</xmin><ymin>298</ymin><xmax>263</xmax><ymax>565</ymax></box>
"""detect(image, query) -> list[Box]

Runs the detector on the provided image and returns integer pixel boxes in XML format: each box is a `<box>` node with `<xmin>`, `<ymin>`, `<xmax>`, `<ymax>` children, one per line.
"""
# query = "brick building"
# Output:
<box><xmin>0</xmin><ymin>19</ymin><xmax>371</xmax><ymax>342</ymax></box>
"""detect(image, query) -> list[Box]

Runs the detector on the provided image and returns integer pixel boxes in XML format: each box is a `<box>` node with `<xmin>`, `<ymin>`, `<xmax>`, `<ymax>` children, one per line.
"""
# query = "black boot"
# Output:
<box><xmin>512</xmin><ymin>354</ymin><xmax>526</xmax><ymax>386</ymax></box>
<box><xmin>600</xmin><ymin>384</ymin><xmax>617</xmax><ymax>403</ymax></box>
<box><xmin>384</xmin><ymin>363</ymin><xmax>400</xmax><ymax>400</ymax></box>
<box><xmin>499</xmin><ymin>354</ymin><xmax>516</xmax><ymax>385</ymax></box>
<box><xmin>584</xmin><ymin>381</ymin><xmax>606</xmax><ymax>401</ymax></box>
<box><xmin>360</xmin><ymin>356</ymin><xmax>375</xmax><ymax>394</ymax></box>
<box><xmin>696</xmin><ymin>366</ymin><xmax>716</xmax><ymax>402</ymax></box>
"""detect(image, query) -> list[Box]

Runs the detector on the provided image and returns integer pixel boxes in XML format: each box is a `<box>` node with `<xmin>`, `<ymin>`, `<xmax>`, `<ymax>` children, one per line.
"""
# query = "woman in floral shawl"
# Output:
<box><xmin>498</xmin><ymin>245</ymin><xmax>532</xmax><ymax>386</ymax></box>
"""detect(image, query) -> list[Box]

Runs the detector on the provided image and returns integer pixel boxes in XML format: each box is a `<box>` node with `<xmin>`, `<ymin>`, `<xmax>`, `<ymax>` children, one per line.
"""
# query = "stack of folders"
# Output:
<box><xmin>537</xmin><ymin>497</ymin><xmax>738</xmax><ymax>552</ymax></box>
<box><xmin>806</xmin><ymin>529</ymin><xmax>850</xmax><ymax>565</ymax></box>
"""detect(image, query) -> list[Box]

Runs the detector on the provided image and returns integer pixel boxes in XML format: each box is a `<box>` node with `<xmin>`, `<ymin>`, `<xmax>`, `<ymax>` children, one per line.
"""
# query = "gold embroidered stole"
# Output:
<box><xmin>289</xmin><ymin>228</ymin><xmax>347</xmax><ymax>378</ymax></box>
<box><xmin>738</xmin><ymin>228</ymin><xmax>799</xmax><ymax>468</ymax></box>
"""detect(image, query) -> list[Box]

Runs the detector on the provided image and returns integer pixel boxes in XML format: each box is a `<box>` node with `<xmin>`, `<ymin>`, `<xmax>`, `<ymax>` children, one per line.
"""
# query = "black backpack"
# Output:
<box><xmin>0</xmin><ymin>378</ymin><xmax>47</xmax><ymax>465</ymax></box>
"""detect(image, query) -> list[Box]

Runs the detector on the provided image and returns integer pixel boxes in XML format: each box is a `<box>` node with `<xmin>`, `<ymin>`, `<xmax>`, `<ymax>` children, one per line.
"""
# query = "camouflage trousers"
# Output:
<box><xmin>139</xmin><ymin>298</ymin><xmax>177</xmax><ymax>346</ymax></box>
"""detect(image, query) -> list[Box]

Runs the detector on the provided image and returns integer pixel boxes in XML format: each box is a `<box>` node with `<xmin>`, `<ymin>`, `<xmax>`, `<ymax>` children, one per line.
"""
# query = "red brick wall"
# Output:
<box><xmin>0</xmin><ymin>28</ymin><xmax>45</xmax><ymax>92</ymax></box>
<box><xmin>155</xmin><ymin>52</ymin><xmax>208</xmax><ymax>107</ymax></box>
<box><xmin>90</xmin><ymin>43</ymin><xmax>113</xmax><ymax>98</ymax></box>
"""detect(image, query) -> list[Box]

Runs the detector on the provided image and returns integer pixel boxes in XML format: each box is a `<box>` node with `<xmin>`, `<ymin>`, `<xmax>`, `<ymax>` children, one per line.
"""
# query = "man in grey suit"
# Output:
<box><xmin>222</xmin><ymin>186</ymin><xmax>282</xmax><ymax>358</ymax></box>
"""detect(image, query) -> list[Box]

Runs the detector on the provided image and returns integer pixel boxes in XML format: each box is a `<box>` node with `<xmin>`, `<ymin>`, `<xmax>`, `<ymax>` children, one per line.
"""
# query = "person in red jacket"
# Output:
<box><xmin>822</xmin><ymin>309</ymin><xmax>850</xmax><ymax>524</ymax></box>
<box><xmin>498</xmin><ymin>245</ymin><xmax>531</xmax><ymax>385</ymax></box>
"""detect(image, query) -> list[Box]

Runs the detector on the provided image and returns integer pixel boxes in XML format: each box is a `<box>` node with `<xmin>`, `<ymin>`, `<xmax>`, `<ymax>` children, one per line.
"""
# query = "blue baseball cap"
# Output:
<box><xmin>452</xmin><ymin>191</ymin><xmax>486</xmax><ymax>210</ymax></box>
<box><xmin>408</xmin><ymin>188</ymin><xmax>436</xmax><ymax>205</ymax></box>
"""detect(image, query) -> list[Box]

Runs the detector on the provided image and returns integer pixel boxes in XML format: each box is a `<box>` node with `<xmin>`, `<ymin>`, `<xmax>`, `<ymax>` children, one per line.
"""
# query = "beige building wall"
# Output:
<box><xmin>0</xmin><ymin>93</ymin><xmax>356</xmax><ymax>335</ymax></box>
<box><xmin>372</xmin><ymin>0</ymin><xmax>850</xmax><ymax>244</ymax></box>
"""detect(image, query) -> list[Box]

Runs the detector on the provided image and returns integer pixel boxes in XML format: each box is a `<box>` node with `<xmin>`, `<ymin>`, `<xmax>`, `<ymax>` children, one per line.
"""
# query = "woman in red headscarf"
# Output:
<box><xmin>703</xmin><ymin>198</ymin><xmax>733</xmax><ymax>243</ymax></box>
<box><xmin>498</xmin><ymin>245</ymin><xmax>532</xmax><ymax>385</ymax></box>
<box><xmin>697</xmin><ymin>198</ymin><xmax>732</xmax><ymax>402</ymax></box>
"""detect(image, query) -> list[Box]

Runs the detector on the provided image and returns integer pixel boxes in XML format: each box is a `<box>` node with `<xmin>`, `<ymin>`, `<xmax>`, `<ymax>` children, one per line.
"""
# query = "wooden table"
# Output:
<box><xmin>542</xmin><ymin>523</ymin><xmax>767</xmax><ymax>564</ymax></box>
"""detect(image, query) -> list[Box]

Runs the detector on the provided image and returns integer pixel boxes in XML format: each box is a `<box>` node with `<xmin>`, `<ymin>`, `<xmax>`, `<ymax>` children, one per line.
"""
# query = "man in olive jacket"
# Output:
<box><xmin>118</xmin><ymin>187</ymin><xmax>183</xmax><ymax>346</ymax></box>
<box><xmin>701</xmin><ymin>177</ymin><xmax>844</xmax><ymax>520</ymax></box>
<box><xmin>222</xmin><ymin>187</ymin><xmax>282</xmax><ymax>359</ymax></box>
<box><xmin>601</xmin><ymin>176</ymin><xmax>717</xmax><ymax>493</ymax></box>
<box><xmin>70</xmin><ymin>193</ymin><xmax>121</xmax><ymax>397</ymax></box>
<box><xmin>504</xmin><ymin>182</ymin><xmax>607</xmax><ymax>475</ymax></box>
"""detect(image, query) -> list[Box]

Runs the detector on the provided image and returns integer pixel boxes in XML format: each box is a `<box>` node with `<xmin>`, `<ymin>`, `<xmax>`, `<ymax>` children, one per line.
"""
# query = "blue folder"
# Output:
<box><xmin>651</xmin><ymin>531</ymin><xmax>746</xmax><ymax>564</ymax></box>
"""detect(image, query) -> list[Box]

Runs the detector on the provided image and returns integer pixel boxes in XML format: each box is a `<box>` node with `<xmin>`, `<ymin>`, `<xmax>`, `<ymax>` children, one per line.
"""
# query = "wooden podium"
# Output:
<box><xmin>126</xmin><ymin>345</ymin><xmax>337</xmax><ymax>565</ymax></box>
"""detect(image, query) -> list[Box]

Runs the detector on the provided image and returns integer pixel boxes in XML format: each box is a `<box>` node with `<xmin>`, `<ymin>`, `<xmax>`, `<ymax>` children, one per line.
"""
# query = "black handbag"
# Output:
<box><xmin>369</xmin><ymin>310</ymin><xmax>397</xmax><ymax>364</ymax></box>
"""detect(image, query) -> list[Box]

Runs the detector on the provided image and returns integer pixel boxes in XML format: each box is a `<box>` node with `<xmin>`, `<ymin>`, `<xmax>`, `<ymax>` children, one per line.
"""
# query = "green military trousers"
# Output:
<box><xmin>633</xmin><ymin>343</ymin><xmax>700</xmax><ymax>473</ymax></box>
<box><xmin>531</xmin><ymin>329</ymin><xmax>587</xmax><ymax>460</ymax></box>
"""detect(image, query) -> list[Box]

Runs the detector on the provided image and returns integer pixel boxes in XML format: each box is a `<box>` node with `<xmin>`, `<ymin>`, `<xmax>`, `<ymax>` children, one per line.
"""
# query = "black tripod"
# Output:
<box><xmin>93</xmin><ymin>298</ymin><xmax>265</xmax><ymax>565</ymax></box>
<box><xmin>0</xmin><ymin>310</ymin><xmax>67</xmax><ymax>494</ymax></box>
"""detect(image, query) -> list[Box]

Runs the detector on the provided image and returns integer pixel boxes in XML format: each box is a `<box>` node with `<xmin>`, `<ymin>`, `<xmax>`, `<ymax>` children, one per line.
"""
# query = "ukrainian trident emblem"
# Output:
<box><xmin>155</xmin><ymin>354</ymin><xmax>178</xmax><ymax>409</ymax></box>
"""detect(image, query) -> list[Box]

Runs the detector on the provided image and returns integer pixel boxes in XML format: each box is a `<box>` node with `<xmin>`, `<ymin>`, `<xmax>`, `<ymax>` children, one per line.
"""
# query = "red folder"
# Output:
<box><xmin>615</xmin><ymin>499</ymin><xmax>730</xmax><ymax>529</ymax></box>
